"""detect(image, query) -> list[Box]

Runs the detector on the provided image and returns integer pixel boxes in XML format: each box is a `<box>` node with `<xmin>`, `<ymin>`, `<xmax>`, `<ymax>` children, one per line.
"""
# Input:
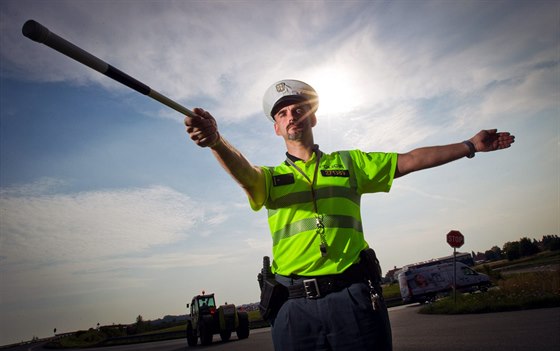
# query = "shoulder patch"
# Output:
<box><xmin>273</xmin><ymin>173</ymin><xmax>295</xmax><ymax>186</ymax></box>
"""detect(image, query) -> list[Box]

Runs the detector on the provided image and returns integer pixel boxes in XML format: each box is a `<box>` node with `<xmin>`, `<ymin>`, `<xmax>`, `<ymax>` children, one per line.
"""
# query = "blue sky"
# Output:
<box><xmin>0</xmin><ymin>0</ymin><xmax>558</xmax><ymax>345</ymax></box>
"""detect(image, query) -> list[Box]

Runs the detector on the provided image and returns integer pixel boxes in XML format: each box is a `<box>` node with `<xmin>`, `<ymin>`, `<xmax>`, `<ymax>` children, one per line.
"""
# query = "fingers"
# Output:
<box><xmin>185</xmin><ymin>116</ymin><xmax>215</xmax><ymax>134</ymax></box>
<box><xmin>184</xmin><ymin>108</ymin><xmax>214</xmax><ymax>127</ymax></box>
<box><xmin>184</xmin><ymin>108</ymin><xmax>219</xmax><ymax>148</ymax></box>
<box><xmin>471</xmin><ymin>129</ymin><xmax>515</xmax><ymax>153</ymax></box>
<box><xmin>476</xmin><ymin>130</ymin><xmax>515</xmax><ymax>152</ymax></box>
<box><xmin>496</xmin><ymin>132</ymin><xmax>515</xmax><ymax>149</ymax></box>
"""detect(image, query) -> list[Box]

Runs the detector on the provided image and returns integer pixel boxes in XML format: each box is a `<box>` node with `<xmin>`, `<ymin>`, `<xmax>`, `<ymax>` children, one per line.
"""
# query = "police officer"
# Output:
<box><xmin>184</xmin><ymin>79</ymin><xmax>515</xmax><ymax>350</ymax></box>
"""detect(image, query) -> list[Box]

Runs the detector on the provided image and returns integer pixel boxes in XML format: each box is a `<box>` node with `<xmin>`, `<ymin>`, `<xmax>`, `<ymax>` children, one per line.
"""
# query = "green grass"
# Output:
<box><xmin>140</xmin><ymin>324</ymin><xmax>186</xmax><ymax>334</ymax></box>
<box><xmin>420</xmin><ymin>270</ymin><xmax>560</xmax><ymax>314</ymax></box>
<box><xmin>247</xmin><ymin>309</ymin><xmax>262</xmax><ymax>322</ymax></box>
<box><xmin>50</xmin><ymin>329</ymin><xmax>106</xmax><ymax>348</ymax></box>
<box><xmin>381</xmin><ymin>283</ymin><xmax>401</xmax><ymax>299</ymax></box>
<box><xmin>476</xmin><ymin>250</ymin><xmax>560</xmax><ymax>271</ymax></box>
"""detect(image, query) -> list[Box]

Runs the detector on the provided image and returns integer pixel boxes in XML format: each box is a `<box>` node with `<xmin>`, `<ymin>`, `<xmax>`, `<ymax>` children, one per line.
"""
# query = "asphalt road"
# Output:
<box><xmin>391</xmin><ymin>305</ymin><xmax>560</xmax><ymax>351</ymax></box>
<box><xmin>11</xmin><ymin>305</ymin><xmax>560</xmax><ymax>351</ymax></box>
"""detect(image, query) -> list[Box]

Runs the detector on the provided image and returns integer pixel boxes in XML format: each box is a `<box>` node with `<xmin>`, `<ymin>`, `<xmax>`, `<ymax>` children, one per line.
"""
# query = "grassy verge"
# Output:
<box><xmin>382</xmin><ymin>283</ymin><xmax>401</xmax><ymax>299</ymax></box>
<box><xmin>476</xmin><ymin>250</ymin><xmax>560</xmax><ymax>272</ymax></box>
<box><xmin>381</xmin><ymin>283</ymin><xmax>404</xmax><ymax>308</ymax></box>
<box><xmin>420</xmin><ymin>270</ymin><xmax>560</xmax><ymax>314</ymax></box>
<box><xmin>139</xmin><ymin>324</ymin><xmax>185</xmax><ymax>334</ymax></box>
<box><xmin>248</xmin><ymin>310</ymin><xmax>270</xmax><ymax>328</ymax></box>
<box><xmin>46</xmin><ymin>329</ymin><xmax>106</xmax><ymax>348</ymax></box>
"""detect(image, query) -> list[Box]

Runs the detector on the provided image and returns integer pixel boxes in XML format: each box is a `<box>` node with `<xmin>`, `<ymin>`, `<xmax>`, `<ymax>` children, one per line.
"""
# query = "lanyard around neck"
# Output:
<box><xmin>285</xmin><ymin>150</ymin><xmax>328</xmax><ymax>256</ymax></box>
<box><xmin>285</xmin><ymin>150</ymin><xmax>322</xmax><ymax>213</ymax></box>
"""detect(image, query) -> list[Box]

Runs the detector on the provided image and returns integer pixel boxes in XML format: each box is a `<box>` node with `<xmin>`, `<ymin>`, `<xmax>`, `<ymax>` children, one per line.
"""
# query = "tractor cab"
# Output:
<box><xmin>195</xmin><ymin>294</ymin><xmax>216</xmax><ymax>315</ymax></box>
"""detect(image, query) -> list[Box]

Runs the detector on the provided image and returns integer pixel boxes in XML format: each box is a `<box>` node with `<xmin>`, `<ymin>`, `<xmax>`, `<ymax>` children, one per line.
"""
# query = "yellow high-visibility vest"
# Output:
<box><xmin>250</xmin><ymin>148</ymin><xmax>397</xmax><ymax>276</ymax></box>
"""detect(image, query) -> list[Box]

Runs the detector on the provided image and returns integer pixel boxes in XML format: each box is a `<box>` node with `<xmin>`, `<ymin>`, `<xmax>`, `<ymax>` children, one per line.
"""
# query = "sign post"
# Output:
<box><xmin>446</xmin><ymin>230</ymin><xmax>464</xmax><ymax>303</ymax></box>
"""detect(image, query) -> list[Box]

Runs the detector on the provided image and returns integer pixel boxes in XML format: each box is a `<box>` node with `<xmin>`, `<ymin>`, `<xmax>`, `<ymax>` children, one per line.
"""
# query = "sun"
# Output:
<box><xmin>307</xmin><ymin>66</ymin><xmax>362</xmax><ymax>117</ymax></box>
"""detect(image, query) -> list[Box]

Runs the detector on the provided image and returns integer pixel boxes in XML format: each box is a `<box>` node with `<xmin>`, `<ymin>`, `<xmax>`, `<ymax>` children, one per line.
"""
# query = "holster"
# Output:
<box><xmin>360</xmin><ymin>248</ymin><xmax>383</xmax><ymax>289</ymax></box>
<box><xmin>258</xmin><ymin>277</ymin><xmax>288</xmax><ymax>321</ymax></box>
<box><xmin>258</xmin><ymin>256</ymin><xmax>288</xmax><ymax>321</ymax></box>
<box><xmin>360</xmin><ymin>249</ymin><xmax>392</xmax><ymax>350</ymax></box>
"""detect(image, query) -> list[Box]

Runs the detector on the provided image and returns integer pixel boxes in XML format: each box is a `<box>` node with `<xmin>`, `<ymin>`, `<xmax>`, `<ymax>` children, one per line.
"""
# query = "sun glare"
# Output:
<box><xmin>308</xmin><ymin>67</ymin><xmax>362</xmax><ymax>117</ymax></box>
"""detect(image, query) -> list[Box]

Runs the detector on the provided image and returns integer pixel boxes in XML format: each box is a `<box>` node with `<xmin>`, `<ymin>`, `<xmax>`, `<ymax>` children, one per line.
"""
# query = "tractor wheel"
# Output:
<box><xmin>186</xmin><ymin>322</ymin><xmax>197</xmax><ymax>347</ymax></box>
<box><xmin>200</xmin><ymin>319</ymin><xmax>213</xmax><ymax>345</ymax></box>
<box><xmin>236</xmin><ymin>312</ymin><xmax>250</xmax><ymax>340</ymax></box>
<box><xmin>220</xmin><ymin>330</ymin><xmax>232</xmax><ymax>342</ymax></box>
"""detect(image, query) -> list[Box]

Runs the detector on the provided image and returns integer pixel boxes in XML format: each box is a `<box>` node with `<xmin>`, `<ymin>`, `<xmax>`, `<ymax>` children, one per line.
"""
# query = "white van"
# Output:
<box><xmin>398</xmin><ymin>261</ymin><xmax>491</xmax><ymax>303</ymax></box>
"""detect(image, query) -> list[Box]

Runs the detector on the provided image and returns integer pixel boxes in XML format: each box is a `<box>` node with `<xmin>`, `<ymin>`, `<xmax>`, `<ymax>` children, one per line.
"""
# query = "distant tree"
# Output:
<box><xmin>490</xmin><ymin>245</ymin><xmax>502</xmax><ymax>259</ymax></box>
<box><xmin>483</xmin><ymin>245</ymin><xmax>502</xmax><ymax>261</ymax></box>
<box><xmin>135</xmin><ymin>314</ymin><xmax>151</xmax><ymax>333</ymax></box>
<box><xmin>484</xmin><ymin>249</ymin><xmax>498</xmax><ymax>261</ymax></box>
<box><xmin>519</xmin><ymin>237</ymin><xmax>540</xmax><ymax>257</ymax></box>
<box><xmin>134</xmin><ymin>315</ymin><xmax>144</xmax><ymax>334</ymax></box>
<box><xmin>503</xmin><ymin>241</ymin><xmax>521</xmax><ymax>261</ymax></box>
<box><xmin>542</xmin><ymin>235</ymin><xmax>560</xmax><ymax>251</ymax></box>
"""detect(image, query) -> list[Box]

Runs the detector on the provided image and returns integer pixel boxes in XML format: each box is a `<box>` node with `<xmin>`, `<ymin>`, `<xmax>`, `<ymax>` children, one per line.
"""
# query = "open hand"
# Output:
<box><xmin>470</xmin><ymin>129</ymin><xmax>515</xmax><ymax>153</ymax></box>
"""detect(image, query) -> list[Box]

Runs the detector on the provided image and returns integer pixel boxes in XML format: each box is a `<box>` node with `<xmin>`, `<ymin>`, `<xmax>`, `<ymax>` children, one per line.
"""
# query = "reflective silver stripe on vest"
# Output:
<box><xmin>267</xmin><ymin>186</ymin><xmax>360</xmax><ymax>213</ymax></box>
<box><xmin>271</xmin><ymin>214</ymin><xmax>363</xmax><ymax>246</ymax></box>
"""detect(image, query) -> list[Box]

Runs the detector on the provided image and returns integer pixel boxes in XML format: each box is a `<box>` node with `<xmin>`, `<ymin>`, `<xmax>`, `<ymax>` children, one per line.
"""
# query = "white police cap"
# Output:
<box><xmin>262</xmin><ymin>79</ymin><xmax>318</xmax><ymax>122</ymax></box>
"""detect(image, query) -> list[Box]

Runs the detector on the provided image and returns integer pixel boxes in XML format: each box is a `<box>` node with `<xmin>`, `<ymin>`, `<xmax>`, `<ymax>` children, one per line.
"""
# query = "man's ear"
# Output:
<box><xmin>274</xmin><ymin>122</ymin><xmax>281</xmax><ymax>136</ymax></box>
<box><xmin>310</xmin><ymin>114</ymin><xmax>317</xmax><ymax>127</ymax></box>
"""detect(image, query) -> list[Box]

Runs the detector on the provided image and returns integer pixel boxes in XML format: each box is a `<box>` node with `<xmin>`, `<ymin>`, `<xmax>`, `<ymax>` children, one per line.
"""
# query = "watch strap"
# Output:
<box><xmin>463</xmin><ymin>140</ymin><xmax>476</xmax><ymax>158</ymax></box>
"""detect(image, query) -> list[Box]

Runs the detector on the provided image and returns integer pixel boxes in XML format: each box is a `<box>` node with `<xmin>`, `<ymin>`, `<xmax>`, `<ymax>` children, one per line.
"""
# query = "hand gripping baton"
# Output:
<box><xmin>22</xmin><ymin>19</ymin><xmax>196</xmax><ymax>118</ymax></box>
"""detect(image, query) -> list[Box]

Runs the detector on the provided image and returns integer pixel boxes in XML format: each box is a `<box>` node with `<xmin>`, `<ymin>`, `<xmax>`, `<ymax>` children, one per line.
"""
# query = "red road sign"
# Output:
<box><xmin>447</xmin><ymin>230</ymin><xmax>464</xmax><ymax>248</ymax></box>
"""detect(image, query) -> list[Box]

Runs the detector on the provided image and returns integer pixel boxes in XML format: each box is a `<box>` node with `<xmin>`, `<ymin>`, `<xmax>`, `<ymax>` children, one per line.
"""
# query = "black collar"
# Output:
<box><xmin>285</xmin><ymin>144</ymin><xmax>320</xmax><ymax>163</ymax></box>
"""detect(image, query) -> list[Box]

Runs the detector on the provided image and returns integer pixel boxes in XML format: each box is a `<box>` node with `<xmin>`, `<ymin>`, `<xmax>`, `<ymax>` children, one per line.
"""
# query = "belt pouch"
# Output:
<box><xmin>259</xmin><ymin>278</ymin><xmax>288</xmax><ymax>321</ymax></box>
<box><xmin>360</xmin><ymin>248</ymin><xmax>383</xmax><ymax>286</ymax></box>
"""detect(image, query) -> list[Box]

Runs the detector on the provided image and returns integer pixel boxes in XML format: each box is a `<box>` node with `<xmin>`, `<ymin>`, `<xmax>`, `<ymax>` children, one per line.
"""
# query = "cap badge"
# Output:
<box><xmin>275</xmin><ymin>82</ymin><xmax>286</xmax><ymax>93</ymax></box>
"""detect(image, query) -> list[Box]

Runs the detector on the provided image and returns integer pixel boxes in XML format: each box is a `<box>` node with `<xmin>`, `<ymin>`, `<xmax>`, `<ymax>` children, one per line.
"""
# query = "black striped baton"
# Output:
<box><xmin>22</xmin><ymin>19</ymin><xmax>196</xmax><ymax>118</ymax></box>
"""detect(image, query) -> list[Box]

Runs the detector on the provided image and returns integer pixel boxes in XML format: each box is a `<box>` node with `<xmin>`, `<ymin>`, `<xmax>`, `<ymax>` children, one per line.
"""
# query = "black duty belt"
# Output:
<box><xmin>281</xmin><ymin>264</ymin><xmax>365</xmax><ymax>299</ymax></box>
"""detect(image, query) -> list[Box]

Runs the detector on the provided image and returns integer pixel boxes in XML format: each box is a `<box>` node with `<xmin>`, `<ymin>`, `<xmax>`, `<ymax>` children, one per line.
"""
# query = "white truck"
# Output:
<box><xmin>398</xmin><ymin>261</ymin><xmax>491</xmax><ymax>303</ymax></box>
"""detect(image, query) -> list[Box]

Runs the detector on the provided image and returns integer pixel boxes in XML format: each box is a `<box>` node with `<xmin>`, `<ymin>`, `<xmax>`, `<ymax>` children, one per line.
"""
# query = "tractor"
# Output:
<box><xmin>186</xmin><ymin>292</ymin><xmax>249</xmax><ymax>346</ymax></box>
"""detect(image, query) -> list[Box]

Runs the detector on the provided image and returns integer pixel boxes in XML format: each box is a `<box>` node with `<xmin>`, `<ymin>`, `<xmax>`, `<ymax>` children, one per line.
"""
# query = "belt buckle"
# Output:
<box><xmin>303</xmin><ymin>278</ymin><xmax>321</xmax><ymax>299</ymax></box>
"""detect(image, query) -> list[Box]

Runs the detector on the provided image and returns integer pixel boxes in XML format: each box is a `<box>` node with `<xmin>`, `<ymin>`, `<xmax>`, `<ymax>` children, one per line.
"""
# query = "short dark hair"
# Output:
<box><xmin>271</xmin><ymin>96</ymin><xmax>314</xmax><ymax>120</ymax></box>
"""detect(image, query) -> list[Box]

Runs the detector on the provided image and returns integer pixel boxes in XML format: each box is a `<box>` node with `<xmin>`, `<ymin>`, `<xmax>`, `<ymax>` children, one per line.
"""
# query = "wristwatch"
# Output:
<box><xmin>463</xmin><ymin>140</ymin><xmax>476</xmax><ymax>158</ymax></box>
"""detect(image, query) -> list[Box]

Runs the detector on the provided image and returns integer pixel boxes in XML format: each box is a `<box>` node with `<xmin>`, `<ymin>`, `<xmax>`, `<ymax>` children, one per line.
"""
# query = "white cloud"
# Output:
<box><xmin>3</xmin><ymin>0</ymin><xmax>556</xmax><ymax>129</ymax></box>
<box><xmin>392</xmin><ymin>182</ymin><xmax>466</xmax><ymax>205</ymax></box>
<box><xmin>0</xmin><ymin>177</ymin><xmax>68</xmax><ymax>196</ymax></box>
<box><xmin>0</xmin><ymin>180</ymin><xmax>256</xmax><ymax>312</ymax></box>
<box><xmin>0</xmin><ymin>182</ymin><xmax>202</xmax><ymax>264</ymax></box>
<box><xmin>479</xmin><ymin>63</ymin><xmax>558</xmax><ymax>118</ymax></box>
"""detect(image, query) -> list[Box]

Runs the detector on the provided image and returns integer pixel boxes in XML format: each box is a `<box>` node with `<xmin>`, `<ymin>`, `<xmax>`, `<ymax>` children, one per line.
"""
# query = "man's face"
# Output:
<box><xmin>273</xmin><ymin>103</ymin><xmax>316</xmax><ymax>141</ymax></box>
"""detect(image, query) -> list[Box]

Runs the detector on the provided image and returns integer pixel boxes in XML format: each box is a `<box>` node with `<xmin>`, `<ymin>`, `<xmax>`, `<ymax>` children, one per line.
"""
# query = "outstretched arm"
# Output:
<box><xmin>395</xmin><ymin>129</ymin><xmax>515</xmax><ymax>178</ymax></box>
<box><xmin>184</xmin><ymin>108</ymin><xmax>267</xmax><ymax>207</ymax></box>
